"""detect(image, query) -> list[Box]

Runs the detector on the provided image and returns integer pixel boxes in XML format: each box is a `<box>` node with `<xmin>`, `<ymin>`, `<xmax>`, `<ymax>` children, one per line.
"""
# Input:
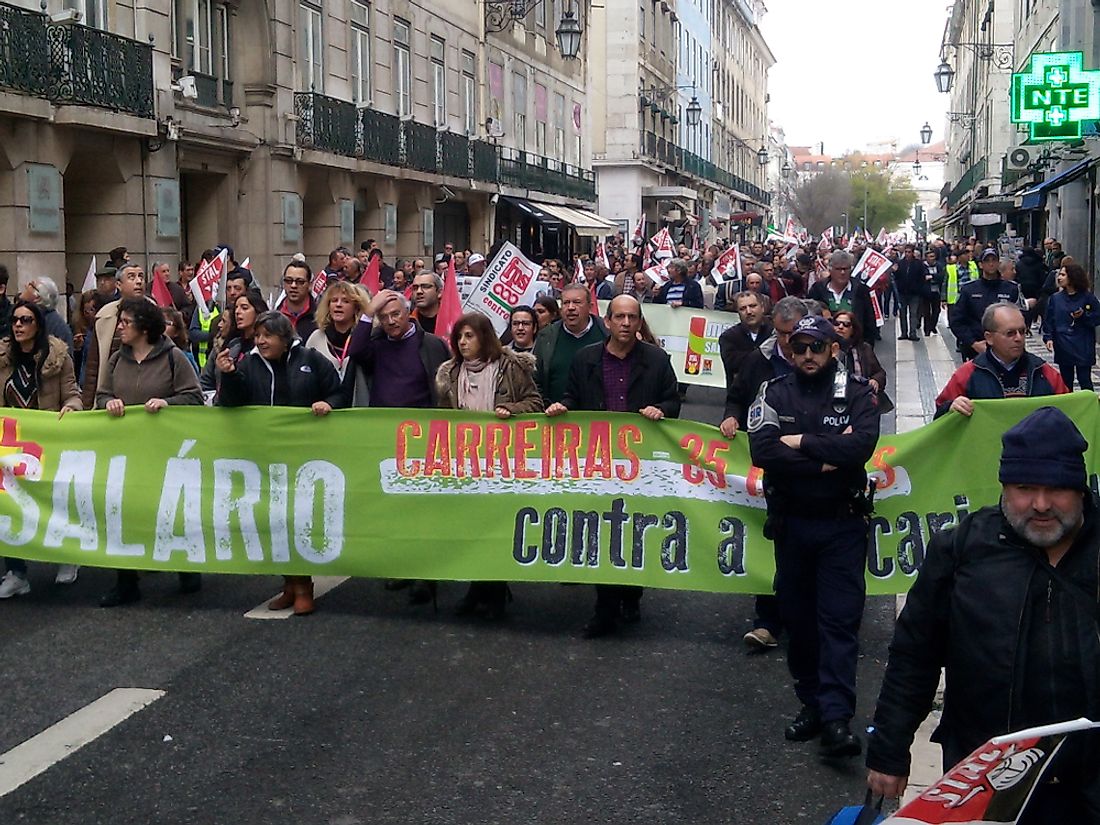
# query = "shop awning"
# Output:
<box><xmin>1020</xmin><ymin>157</ymin><xmax>1098</xmax><ymax>210</ymax></box>
<box><xmin>531</xmin><ymin>202</ymin><xmax>620</xmax><ymax>237</ymax></box>
<box><xmin>969</xmin><ymin>196</ymin><xmax>1016</xmax><ymax>215</ymax></box>
<box><xmin>499</xmin><ymin>196</ymin><xmax>563</xmax><ymax>225</ymax></box>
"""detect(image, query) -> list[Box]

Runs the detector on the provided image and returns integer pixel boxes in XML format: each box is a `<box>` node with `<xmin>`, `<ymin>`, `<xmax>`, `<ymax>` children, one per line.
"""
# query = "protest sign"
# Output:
<box><xmin>462</xmin><ymin>242</ymin><xmax>541</xmax><ymax>335</ymax></box>
<box><xmin>0</xmin><ymin>394</ymin><xmax>1096</xmax><ymax>595</ymax></box>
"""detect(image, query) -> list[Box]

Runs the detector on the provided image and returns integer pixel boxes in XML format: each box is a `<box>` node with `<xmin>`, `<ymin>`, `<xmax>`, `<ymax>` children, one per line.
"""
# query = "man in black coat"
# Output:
<box><xmin>867</xmin><ymin>407</ymin><xmax>1100</xmax><ymax>821</ymax></box>
<box><xmin>807</xmin><ymin>251</ymin><xmax>878</xmax><ymax>343</ymax></box>
<box><xmin>718</xmin><ymin>290</ymin><xmax>772</xmax><ymax>386</ymax></box>
<box><xmin>918</xmin><ymin>248</ymin><xmax>946</xmax><ymax>336</ymax></box>
<box><xmin>893</xmin><ymin>245</ymin><xmax>926</xmax><ymax>341</ymax></box>
<box><xmin>547</xmin><ymin>295</ymin><xmax>680</xmax><ymax>638</ymax></box>
<box><xmin>948</xmin><ymin>248</ymin><xmax>1021</xmax><ymax>360</ymax></box>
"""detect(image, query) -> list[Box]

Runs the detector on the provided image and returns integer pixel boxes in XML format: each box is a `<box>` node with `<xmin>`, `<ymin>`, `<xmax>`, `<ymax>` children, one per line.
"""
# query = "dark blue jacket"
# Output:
<box><xmin>653</xmin><ymin>277</ymin><xmax>705</xmax><ymax>308</ymax></box>
<box><xmin>948</xmin><ymin>277</ymin><xmax>1021</xmax><ymax>353</ymax></box>
<box><xmin>1043</xmin><ymin>290</ymin><xmax>1100</xmax><ymax>367</ymax></box>
<box><xmin>747</xmin><ymin>361</ymin><xmax>879</xmax><ymax>515</ymax></box>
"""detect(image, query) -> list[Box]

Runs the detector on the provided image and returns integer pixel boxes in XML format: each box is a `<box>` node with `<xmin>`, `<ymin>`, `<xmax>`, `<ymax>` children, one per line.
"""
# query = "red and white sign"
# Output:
<box><xmin>853</xmin><ymin>247</ymin><xmax>895</xmax><ymax>290</ymax></box>
<box><xmin>884</xmin><ymin>718</ymin><xmax>1099</xmax><ymax>824</ymax></box>
<box><xmin>785</xmin><ymin>217</ymin><xmax>797</xmax><ymax>239</ymax></box>
<box><xmin>642</xmin><ymin>262</ymin><xmax>669</xmax><ymax>286</ymax></box>
<box><xmin>462</xmin><ymin>242</ymin><xmax>541</xmax><ymax>335</ymax></box>
<box><xmin>713</xmin><ymin>244</ymin><xmax>742</xmax><ymax>285</ymax></box>
<box><xmin>650</xmin><ymin>228</ymin><xmax>674</xmax><ymax>262</ymax></box>
<box><xmin>189</xmin><ymin>248</ymin><xmax>228</xmax><ymax>321</ymax></box>
<box><xmin>632</xmin><ymin>213</ymin><xmax>646</xmax><ymax>248</ymax></box>
<box><xmin>595</xmin><ymin>242</ymin><xmax>610</xmax><ymax>269</ymax></box>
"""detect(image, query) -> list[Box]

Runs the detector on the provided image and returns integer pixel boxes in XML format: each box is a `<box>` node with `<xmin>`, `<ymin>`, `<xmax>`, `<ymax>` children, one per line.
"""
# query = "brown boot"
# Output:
<box><xmin>268</xmin><ymin>577</ymin><xmax>295</xmax><ymax>611</ymax></box>
<box><xmin>292</xmin><ymin>576</ymin><xmax>315</xmax><ymax>616</ymax></box>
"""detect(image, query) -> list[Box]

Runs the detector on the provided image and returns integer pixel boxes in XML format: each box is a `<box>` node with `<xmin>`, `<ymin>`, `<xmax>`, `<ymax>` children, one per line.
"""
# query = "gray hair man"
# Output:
<box><xmin>20</xmin><ymin>275</ymin><xmax>73</xmax><ymax>354</ymax></box>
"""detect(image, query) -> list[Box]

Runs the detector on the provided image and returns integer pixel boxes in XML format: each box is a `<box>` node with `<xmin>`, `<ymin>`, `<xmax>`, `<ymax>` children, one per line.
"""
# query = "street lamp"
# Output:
<box><xmin>686</xmin><ymin>95</ymin><xmax>702</xmax><ymax>128</ymax></box>
<box><xmin>756</xmin><ymin>146</ymin><xmax>769</xmax><ymax>166</ymax></box>
<box><xmin>920</xmin><ymin>122</ymin><xmax>933</xmax><ymax>145</ymax></box>
<box><xmin>486</xmin><ymin>0</ymin><xmax>583</xmax><ymax>60</ymax></box>
<box><xmin>781</xmin><ymin>160</ymin><xmax>791</xmax><ymax>175</ymax></box>
<box><xmin>555</xmin><ymin>9</ymin><xmax>582</xmax><ymax>60</ymax></box>
<box><xmin>934</xmin><ymin>60</ymin><xmax>954</xmax><ymax>94</ymax></box>
<box><xmin>912</xmin><ymin>153</ymin><xmax>922</xmax><ymax>176</ymax></box>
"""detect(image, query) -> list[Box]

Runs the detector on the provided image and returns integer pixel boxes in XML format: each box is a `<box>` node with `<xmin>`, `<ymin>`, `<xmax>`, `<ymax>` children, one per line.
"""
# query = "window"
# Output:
<box><xmin>639</xmin><ymin>4</ymin><xmax>644</xmax><ymax>38</ymax></box>
<box><xmin>534</xmin><ymin>82</ymin><xmax>548</xmax><ymax>155</ymax></box>
<box><xmin>217</xmin><ymin>5</ymin><xmax>230</xmax><ymax>81</ymax></box>
<box><xmin>462</xmin><ymin>51</ymin><xmax>476</xmax><ymax>135</ymax></box>
<box><xmin>513</xmin><ymin>71</ymin><xmax>527</xmax><ymax>145</ymax></box>
<box><xmin>536</xmin><ymin>0</ymin><xmax>545</xmax><ymax>28</ymax></box>
<box><xmin>67</xmin><ymin>0</ymin><xmax>106</xmax><ymax>29</ymax></box>
<box><xmin>394</xmin><ymin>18</ymin><xmax>411</xmax><ymax>117</ymax></box>
<box><xmin>553</xmin><ymin>92</ymin><xmax>565</xmax><ymax>163</ymax></box>
<box><xmin>536</xmin><ymin>121</ymin><xmax>546</xmax><ymax>156</ymax></box>
<box><xmin>350</xmin><ymin>0</ymin><xmax>370</xmax><ymax>104</ymax></box>
<box><xmin>179</xmin><ymin>0</ymin><xmax>214</xmax><ymax>74</ymax></box>
<box><xmin>299</xmin><ymin>0</ymin><xmax>323</xmax><ymax>92</ymax></box>
<box><xmin>431</xmin><ymin>36</ymin><xmax>446</xmax><ymax>125</ymax></box>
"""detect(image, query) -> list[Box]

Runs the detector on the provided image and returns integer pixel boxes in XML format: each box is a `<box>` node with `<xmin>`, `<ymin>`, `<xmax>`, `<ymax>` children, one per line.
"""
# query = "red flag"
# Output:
<box><xmin>151</xmin><ymin>267</ymin><xmax>173</xmax><ymax>308</ymax></box>
<box><xmin>588</xmin><ymin>276</ymin><xmax>601</xmax><ymax>318</ymax></box>
<box><xmin>362</xmin><ymin>254</ymin><xmax>381</xmax><ymax>295</ymax></box>
<box><xmin>309</xmin><ymin>268</ymin><xmax>328</xmax><ymax>300</ymax></box>
<box><xmin>434</xmin><ymin>255</ymin><xmax>463</xmax><ymax>344</ymax></box>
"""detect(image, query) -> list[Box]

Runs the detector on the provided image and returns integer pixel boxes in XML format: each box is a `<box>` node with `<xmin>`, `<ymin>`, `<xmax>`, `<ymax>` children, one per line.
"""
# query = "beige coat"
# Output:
<box><xmin>0</xmin><ymin>336</ymin><xmax>82</xmax><ymax>412</ymax></box>
<box><xmin>435</xmin><ymin>349</ymin><xmax>543</xmax><ymax>413</ymax></box>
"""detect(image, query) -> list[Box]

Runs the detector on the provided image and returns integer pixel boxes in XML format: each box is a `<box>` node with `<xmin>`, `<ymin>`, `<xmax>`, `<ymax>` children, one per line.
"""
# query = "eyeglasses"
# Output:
<box><xmin>790</xmin><ymin>339</ymin><xmax>829</xmax><ymax>355</ymax></box>
<box><xmin>832</xmin><ymin>320</ymin><xmax>852</xmax><ymax>329</ymax></box>
<box><xmin>283</xmin><ymin>277</ymin><xmax>308</xmax><ymax>286</ymax></box>
<box><xmin>11</xmin><ymin>315</ymin><xmax>35</xmax><ymax>325</ymax></box>
<box><xmin>117</xmin><ymin>318</ymin><xmax>134</xmax><ymax>327</ymax></box>
<box><xmin>511</xmin><ymin>319</ymin><xmax>534</xmax><ymax>327</ymax></box>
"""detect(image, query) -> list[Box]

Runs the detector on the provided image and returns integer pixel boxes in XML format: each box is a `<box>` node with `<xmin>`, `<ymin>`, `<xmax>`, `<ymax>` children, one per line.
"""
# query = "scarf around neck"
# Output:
<box><xmin>457</xmin><ymin>358</ymin><xmax>500</xmax><ymax>411</ymax></box>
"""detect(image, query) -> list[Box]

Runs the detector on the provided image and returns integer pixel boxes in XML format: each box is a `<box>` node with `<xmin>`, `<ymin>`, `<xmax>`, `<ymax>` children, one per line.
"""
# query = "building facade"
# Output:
<box><xmin>936</xmin><ymin>0</ymin><xmax>1100</xmax><ymax>275</ymax></box>
<box><xmin>590</xmin><ymin>0</ymin><xmax>772</xmax><ymax>246</ymax></box>
<box><xmin>0</xmin><ymin>0</ymin><xmax>600</xmax><ymax>291</ymax></box>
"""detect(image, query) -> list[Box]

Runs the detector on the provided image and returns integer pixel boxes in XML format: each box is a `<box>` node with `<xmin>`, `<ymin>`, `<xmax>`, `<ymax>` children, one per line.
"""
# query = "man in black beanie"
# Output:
<box><xmin>866</xmin><ymin>406</ymin><xmax>1100</xmax><ymax>821</ymax></box>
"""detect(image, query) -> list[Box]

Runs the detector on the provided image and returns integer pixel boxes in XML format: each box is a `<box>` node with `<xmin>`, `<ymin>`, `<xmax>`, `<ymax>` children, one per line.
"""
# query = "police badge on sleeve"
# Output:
<box><xmin>747</xmin><ymin>383</ymin><xmax>780</xmax><ymax>433</ymax></box>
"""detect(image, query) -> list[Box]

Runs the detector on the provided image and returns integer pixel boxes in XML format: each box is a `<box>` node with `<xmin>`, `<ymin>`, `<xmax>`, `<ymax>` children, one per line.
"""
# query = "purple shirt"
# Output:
<box><xmin>601</xmin><ymin>345</ymin><xmax>634</xmax><ymax>413</ymax></box>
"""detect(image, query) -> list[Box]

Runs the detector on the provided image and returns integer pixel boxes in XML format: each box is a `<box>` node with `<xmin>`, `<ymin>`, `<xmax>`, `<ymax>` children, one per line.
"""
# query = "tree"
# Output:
<box><xmin>790</xmin><ymin>171</ymin><xmax>852</xmax><ymax>236</ymax></box>
<box><xmin>848</xmin><ymin>167</ymin><xmax>918</xmax><ymax>235</ymax></box>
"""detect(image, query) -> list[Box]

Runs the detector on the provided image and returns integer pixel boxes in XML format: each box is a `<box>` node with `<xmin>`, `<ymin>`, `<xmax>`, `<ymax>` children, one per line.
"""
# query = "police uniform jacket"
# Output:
<box><xmin>747</xmin><ymin>359</ymin><xmax>879</xmax><ymax>516</ymax></box>
<box><xmin>867</xmin><ymin>500</ymin><xmax>1100</xmax><ymax>797</ymax></box>
<box><xmin>947</xmin><ymin>276</ymin><xmax>1021</xmax><ymax>353</ymax></box>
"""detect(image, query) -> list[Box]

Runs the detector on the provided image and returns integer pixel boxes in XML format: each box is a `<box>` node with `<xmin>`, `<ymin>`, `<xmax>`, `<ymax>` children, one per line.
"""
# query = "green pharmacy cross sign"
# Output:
<box><xmin>1011</xmin><ymin>51</ymin><xmax>1100</xmax><ymax>141</ymax></box>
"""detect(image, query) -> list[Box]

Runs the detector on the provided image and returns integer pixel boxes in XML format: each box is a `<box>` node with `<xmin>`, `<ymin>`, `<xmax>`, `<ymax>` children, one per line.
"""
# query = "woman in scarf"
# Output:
<box><xmin>832</xmin><ymin>309</ymin><xmax>893</xmax><ymax>415</ymax></box>
<box><xmin>0</xmin><ymin>301</ymin><xmax>82</xmax><ymax>598</ymax></box>
<box><xmin>436</xmin><ymin>312</ymin><xmax>543</xmax><ymax>619</ymax></box>
<box><xmin>305</xmin><ymin>280</ymin><xmax>371</xmax><ymax>405</ymax></box>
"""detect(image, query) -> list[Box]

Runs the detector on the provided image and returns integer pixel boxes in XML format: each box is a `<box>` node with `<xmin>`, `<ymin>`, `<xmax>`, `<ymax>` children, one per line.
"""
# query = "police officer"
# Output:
<box><xmin>747</xmin><ymin>315</ymin><xmax>880</xmax><ymax>757</ymax></box>
<box><xmin>948</xmin><ymin>248</ymin><xmax>1021</xmax><ymax>360</ymax></box>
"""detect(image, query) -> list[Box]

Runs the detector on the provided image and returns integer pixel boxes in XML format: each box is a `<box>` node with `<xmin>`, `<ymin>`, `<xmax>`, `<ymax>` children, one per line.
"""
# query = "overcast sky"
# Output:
<box><xmin>760</xmin><ymin>0</ymin><xmax>950</xmax><ymax>154</ymax></box>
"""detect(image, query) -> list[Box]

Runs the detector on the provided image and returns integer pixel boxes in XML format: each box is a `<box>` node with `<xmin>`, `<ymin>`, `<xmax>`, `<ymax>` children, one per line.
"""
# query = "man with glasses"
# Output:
<box><xmin>748</xmin><ymin>314</ymin><xmax>880</xmax><ymax>758</ymax></box>
<box><xmin>82</xmin><ymin>263</ymin><xmax>147</xmax><ymax>408</ymax></box>
<box><xmin>948</xmin><ymin>249</ymin><xmax>1021</xmax><ymax>360</ymax></box>
<box><xmin>410</xmin><ymin>272</ymin><xmax>443</xmax><ymax>334</ymax></box>
<box><xmin>935</xmin><ymin>302</ymin><xmax>1067</xmax><ymax>419</ymax></box>
<box><xmin>274</xmin><ymin>259</ymin><xmax>318</xmax><ymax>340</ymax></box>
<box><xmin>807</xmin><ymin>251</ymin><xmax>878</xmax><ymax>344</ymax></box>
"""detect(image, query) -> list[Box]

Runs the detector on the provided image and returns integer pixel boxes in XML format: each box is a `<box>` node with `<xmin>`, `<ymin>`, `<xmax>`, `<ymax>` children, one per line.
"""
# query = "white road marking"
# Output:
<box><xmin>0</xmin><ymin>688</ymin><xmax>165</xmax><ymax>797</ymax></box>
<box><xmin>243</xmin><ymin>575</ymin><xmax>349</xmax><ymax>620</ymax></box>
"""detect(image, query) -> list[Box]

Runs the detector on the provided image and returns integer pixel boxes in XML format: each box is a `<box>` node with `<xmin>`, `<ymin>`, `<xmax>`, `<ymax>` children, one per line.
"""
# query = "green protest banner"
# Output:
<box><xmin>0</xmin><ymin>392</ymin><xmax>1095</xmax><ymax>594</ymax></box>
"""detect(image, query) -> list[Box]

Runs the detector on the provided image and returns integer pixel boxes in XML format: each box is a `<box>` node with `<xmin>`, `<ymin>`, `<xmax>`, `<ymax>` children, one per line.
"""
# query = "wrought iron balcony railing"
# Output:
<box><xmin>290</xmin><ymin>94</ymin><xmax>597</xmax><ymax>202</ymax></box>
<box><xmin>639</xmin><ymin>130</ymin><xmax>772</xmax><ymax>206</ymax></box>
<box><xmin>0</xmin><ymin>2</ymin><xmax>49</xmax><ymax>96</ymax></box>
<box><xmin>47</xmin><ymin>21</ymin><xmax>154</xmax><ymax>117</ymax></box>
<box><xmin>0</xmin><ymin>4</ymin><xmax>154</xmax><ymax>118</ymax></box>
<box><xmin>360</xmin><ymin>106</ymin><xmax>401</xmax><ymax>165</ymax></box>
<box><xmin>294</xmin><ymin>91</ymin><xmax>361</xmax><ymax>158</ymax></box>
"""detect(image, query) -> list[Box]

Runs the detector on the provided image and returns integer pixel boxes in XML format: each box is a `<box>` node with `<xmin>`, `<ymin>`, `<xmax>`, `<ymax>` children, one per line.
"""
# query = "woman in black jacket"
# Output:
<box><xmin>832</xmin><ymin>310</ymin><xmax>893</xmax><ymax>414</ymax></box>
<box><xmin>216</xmin><ymin>311</ymin><xmax>346</xmax><ymax>615</ymax></box>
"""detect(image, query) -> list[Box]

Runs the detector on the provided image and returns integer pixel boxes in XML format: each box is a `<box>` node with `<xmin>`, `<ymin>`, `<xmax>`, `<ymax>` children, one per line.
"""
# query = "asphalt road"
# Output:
<box><xmin>0</xmin><ymin>334</ymin><xmax>903</xmax><ymax>825</ymax></box>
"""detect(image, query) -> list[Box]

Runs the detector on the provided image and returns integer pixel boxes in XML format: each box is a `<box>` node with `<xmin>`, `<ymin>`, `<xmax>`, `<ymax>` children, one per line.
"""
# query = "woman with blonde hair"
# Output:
<box><xmin>305</xmin><ymin>281</ymin><xmax>371</xmax><ymax>405</ymax></box>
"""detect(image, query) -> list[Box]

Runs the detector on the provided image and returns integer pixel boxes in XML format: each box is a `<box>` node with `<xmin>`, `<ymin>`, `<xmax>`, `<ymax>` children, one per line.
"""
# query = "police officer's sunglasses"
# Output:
<box><xmin>790</xmin><ymin>340</ymin><xmax>829</xmax><ymax>355</ymax></box>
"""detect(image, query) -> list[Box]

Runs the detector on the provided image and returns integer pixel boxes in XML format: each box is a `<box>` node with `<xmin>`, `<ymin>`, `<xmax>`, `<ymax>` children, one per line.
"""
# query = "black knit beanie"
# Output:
<box><xmin>999</xmin><ymin>406</ymin><xmax>1088</xmax><ymax>491</ymax></box>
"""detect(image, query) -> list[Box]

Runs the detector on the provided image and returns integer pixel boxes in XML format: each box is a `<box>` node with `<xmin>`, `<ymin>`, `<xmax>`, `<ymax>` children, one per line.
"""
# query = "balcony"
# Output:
<box><xmin>47</xmin><ymin>21</ymin><xmax>154</xmax><ymax>117</ymax></box>
<box><xmin>946</xmin><ymin>157</ymin><xmax>988</xmax><ymax>207</ymax></box>
<box><xmin>360</xmin><ymin>107</ymin><xmax>401</xmax><ymax>165</ymax></box>
<box><xmin>0</xmin><ymin>4</ymin><xmax>154</xmax><ymax>118</ymax></box>
<box><xmin>295</xmin><ymin>91</ymin><xmax>361</xmax><ymax>158</ymax></box>
<box><xmin>171</xmin><ymin>66</ymin><xmax>233</xmax><ymax>110</ymax></box>
<box><xmin>639</xmin><ymin>130</ymin><xmax>771</xmax><ymax>206</ymax></box>
<box><xmin>289</xmin><ymin>96</ymin><xmax>597</xmax><ymax>202</ymax></box>
<box><xmin>499</xmin><ymin>148</ymin><xmax>596</xmax><ymax>201</ymax></box>
<box><xmin>0</xmin><ymin>3</ymin><xmax>49</xmax><ymax>97</ymax></box>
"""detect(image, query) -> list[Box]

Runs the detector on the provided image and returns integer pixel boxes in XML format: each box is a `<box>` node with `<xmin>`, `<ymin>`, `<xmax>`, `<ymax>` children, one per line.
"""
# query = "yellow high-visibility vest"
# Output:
<box><xmin>945</xmin><ymin>261</ymin><xmax>978</xmax><ymax>305</ymax></box>
<box><xmin>196</xmin><ymin>306</ymin><xmax>220</xmax><ymax>368</ymax></box>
